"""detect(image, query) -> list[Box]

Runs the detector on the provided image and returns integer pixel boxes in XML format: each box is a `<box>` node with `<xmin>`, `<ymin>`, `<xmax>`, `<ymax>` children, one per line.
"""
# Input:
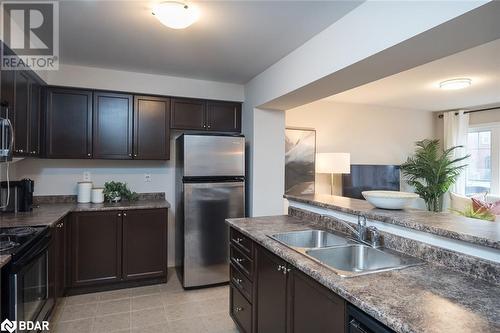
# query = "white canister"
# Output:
<box><xmin>91</xmin><ymin>187</ymin><xmax>104</xmax><ymax>204</ymax></box>
<box><xmin>77</xmin><ymin>182</ymin><xmax>93</xmax><ymax>203</ymax></box>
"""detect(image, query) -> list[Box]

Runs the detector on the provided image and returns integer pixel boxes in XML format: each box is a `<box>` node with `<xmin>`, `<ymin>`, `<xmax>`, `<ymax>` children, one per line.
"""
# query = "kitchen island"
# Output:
<box><xmin>226</xmin><ymin>214</ymin><xmax>500</xmax><ymax>333</ymax></box>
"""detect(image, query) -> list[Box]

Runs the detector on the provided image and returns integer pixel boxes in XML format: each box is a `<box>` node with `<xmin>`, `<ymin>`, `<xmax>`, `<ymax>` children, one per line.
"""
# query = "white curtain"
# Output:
<box><xmin>443</xmin><ymin>110</ymin><xmax>469</xmax><ymax>195</ymax></box>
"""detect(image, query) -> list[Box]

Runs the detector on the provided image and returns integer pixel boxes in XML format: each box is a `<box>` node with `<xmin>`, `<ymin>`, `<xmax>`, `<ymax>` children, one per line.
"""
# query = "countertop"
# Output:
<box><xmin>226</xmin><ymin>215</ymin><xmax>500</xmax><ymax>333</ymax></box>
<box><xmin>0</xmin><ymin>255</ymin><xmax>10</xmax><ymax>269</ymax></box>
<box><xmin>0</xmin><ymin>200</ymin><xmax>170</xmax><ymax>228</ymax></box>
<box><xmin>285</xmin><ymin>194</ymin><xmax>500</xmax><ymax>250</ymax></box>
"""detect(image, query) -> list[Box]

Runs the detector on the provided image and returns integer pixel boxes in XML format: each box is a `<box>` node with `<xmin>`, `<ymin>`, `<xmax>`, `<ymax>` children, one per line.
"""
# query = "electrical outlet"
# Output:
<box><xmin>83</xmin><ymin>171</ymin><xmax>91</xmax><ymax>181</ymax></box>
<box><xmin>144</xmin><ymin>173</ymin><xmax>152</xmax><ymax>182</ymax></box>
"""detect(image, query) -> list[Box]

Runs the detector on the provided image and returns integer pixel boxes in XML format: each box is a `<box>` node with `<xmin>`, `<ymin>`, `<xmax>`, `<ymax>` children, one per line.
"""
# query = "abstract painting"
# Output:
<box><xmin>285</xmin><ymin>127</ymin><xmax>316</xmax><ymax>195</ymax></box>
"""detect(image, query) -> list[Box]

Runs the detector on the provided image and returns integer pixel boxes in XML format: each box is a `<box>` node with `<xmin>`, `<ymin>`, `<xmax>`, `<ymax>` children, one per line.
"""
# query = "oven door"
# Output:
<box><xmin>10</xmin><ymin>235</ymin><xmax>51</xmax><ymax>327</ymax></box>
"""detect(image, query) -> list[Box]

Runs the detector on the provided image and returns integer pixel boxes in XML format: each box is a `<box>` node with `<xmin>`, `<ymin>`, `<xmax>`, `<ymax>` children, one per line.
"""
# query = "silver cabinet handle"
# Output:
<box><xmin>234</xmin><ymin>258</ymin><xmax>244</xmax><ymax>263</ymax></box>
<box><xmin>234</xmin><ymin>307</ymin><xmax>243</xmax><ymax>313</ymax></box>
<box><xmin>87</xmin><ymin>153</ymin><xmax>91</xmax><ymax>157</ymax></box>
<box><xmin>232</xmin><ymin>277</ymin><xmax>242</xmax><ymax>285</ymax></box>
<box><xmin>277</xmin><ymin>265</ymin><xmax>283</xmax><ymax>272</ymax></box>
<box><xmin>232</xmin><ymin>237</ymin><xmax>243</xmax><ymax>244</ymax></box>
<box><xmin>134</xmin><ymin>154</ymin><xmax>137</xmax><ymax>157</ymax></box>
<box><xmin>118</xmin><ymin>213</ymin><xmax>122</xmax><ymax>217</ymax></box>
<box><xmin>128</xmin><ymin>153</ymin><xmax>132</xmax><ymax>157</ymax></box>
<box><xmin>123</xmin><ymin>212</ymin><xmax>127</xmax><ymax>217</ymax></box>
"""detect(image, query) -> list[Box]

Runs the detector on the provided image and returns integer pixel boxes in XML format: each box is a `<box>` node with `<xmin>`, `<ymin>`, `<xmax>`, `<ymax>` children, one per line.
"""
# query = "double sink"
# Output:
<box><xmin>269</xmin><ymin>230</ymin><xmax>423</xmax><ymax>277</ymax></box>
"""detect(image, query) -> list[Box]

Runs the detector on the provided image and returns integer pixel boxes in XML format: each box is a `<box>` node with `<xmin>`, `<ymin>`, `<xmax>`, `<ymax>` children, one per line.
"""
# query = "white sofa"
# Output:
<box><xmin>450</xmin><ymin>192</ymin><xmax>500</xmax><ymax>221</ymax></box>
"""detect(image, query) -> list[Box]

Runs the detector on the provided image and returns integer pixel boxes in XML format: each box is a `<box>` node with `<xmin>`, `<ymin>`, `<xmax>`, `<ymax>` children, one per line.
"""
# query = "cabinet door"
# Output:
<box><xmin>134</xmin><ymin>96</ymin><xmax>170</xmax><ymax>160</ymax></box>
<box><xmin>46</xmin><ymin>88</ymin><xmax>92</xmax><ymax>158</ymax></box>
<box><xmin>29</xmin><ymin>81</ymin><xmax>41</xmax><ymax>156</ymax></box>
<box><xmin>256</xmin><ymin>247</ymin><xmax>288</xmax><ymax>333</ymax></box>
<box><xmin>54</xmin><ymin>219</ymin><xmax>67</xmax><ymax>299</ymax></box>
<box><xmin>0</xmin><ymin>70</ymin><xmax>15</xmax><ymax>120</ymax></box>
<box><xmin>207</xmin><ymin>101</ymin><xmax>241</xmax><ymax>132</ymax></box>
<box><xmin>93</xmin><ymin>92</ymin><xmax>133</xmax><ymax>159</ymax></box>
<box><xmin>290</xmin><ymin>269</ymin><xmax>345</xmax><ymax>333</ymax></box>
<box><xmin>14</xmin><ymin>71</ymin><xmax>30</xmax><ymax>156</ymax></box>
<box><xmin>122</xmin><ymin>209</ymin><xmax>167</xmax><ymax>280</ymax></box>
<box><xmin>170</xmin><ymin>98</ymin><xmax>205</xmax><ymax>130</ymax></box>
<box><xmin>70</xmin><ymin>211</ymin><xmax>122</xmax><ymax>287</ymax></box>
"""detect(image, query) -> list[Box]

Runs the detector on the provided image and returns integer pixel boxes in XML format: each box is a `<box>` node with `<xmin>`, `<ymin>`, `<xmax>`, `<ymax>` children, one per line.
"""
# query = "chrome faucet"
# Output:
<box><xmin>328</xmin><ymin>214</ymin><xmax>381</xmax><ymax>248</ymax></box>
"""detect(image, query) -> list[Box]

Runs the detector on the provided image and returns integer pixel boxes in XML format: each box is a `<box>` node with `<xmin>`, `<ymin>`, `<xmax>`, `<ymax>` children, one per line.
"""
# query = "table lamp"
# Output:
<box><xmin>316</xmin><ymin>153</ymin><xmax>351</xmax><ymax>195</ymax></box>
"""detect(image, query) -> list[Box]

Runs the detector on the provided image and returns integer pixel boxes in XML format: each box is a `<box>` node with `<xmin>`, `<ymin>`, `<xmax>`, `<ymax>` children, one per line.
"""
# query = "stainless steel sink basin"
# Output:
<box><xmin>270</xmin><ymin>230</ymin><xmax>351</xmax><ymax>249</ymax></box>
<box><xmin>306</xmin><ymin>244</ymin><xmax>423</xmax><ymax>277</ymax></box>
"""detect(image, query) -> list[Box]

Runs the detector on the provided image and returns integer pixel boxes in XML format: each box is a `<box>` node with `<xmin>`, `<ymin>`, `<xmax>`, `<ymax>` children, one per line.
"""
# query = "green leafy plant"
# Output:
<box><xmin>451</xmin><ymin>205</ymin><xmax>496</xmax><ymax>221</ymax></box>
<box><xmin>401</xmin><ymin>139</ymin><xmax>469</xmax><ymax>212</ymax></box>
<box><xmin>103</xmin><ymin>181</ymin><xmax>138</xmax><ymax>202</ymax></box>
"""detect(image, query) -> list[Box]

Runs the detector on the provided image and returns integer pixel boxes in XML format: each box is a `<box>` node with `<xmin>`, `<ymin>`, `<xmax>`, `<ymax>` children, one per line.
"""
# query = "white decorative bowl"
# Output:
<box><xmin>362</xmin><ymin>191</ymin><xmax>419</xmax><ymax>210</ymax></box>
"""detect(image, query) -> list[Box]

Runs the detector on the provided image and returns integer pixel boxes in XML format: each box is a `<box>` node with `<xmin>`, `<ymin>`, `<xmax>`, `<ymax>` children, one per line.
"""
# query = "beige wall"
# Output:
<box><xmin>286</xmin><ymin>101</ymin><xmax>435</xmax><ymax>202</ymax></box>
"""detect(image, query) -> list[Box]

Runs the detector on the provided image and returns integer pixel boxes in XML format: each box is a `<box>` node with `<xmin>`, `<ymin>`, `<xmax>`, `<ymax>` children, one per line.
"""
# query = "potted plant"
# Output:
<box><xmin>401</xmin><ymin>139</ymin><xmax>469</xmax><ymax>212</ymax></box>
<box><xmin>103</xmin><ymin>181</ymin><xmax>138</xmax><ymax>203</ymax></box>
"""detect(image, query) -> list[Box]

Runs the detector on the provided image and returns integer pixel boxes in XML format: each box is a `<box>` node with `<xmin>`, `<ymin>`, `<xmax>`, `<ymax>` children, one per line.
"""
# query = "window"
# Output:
<box><xmin>466</xmin><ymin>124</ymin><xmax>500</xmax><ymax>196</ymax></box>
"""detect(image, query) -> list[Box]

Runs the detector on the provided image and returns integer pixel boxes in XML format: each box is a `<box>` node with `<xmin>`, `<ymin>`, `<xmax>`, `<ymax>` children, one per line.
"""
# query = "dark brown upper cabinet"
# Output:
<box><xmin>134</xmin><ymin>96</ymin><xmax>170</xmax><ymax>160</ymax></box>
<box><xmin>122</xmin><ymin>209</ymin><xmax>168</xmax><ymax>280</ymax></box>
<box><xmin>14</xmin><ymin>71</ymin><xmax>30</xmax><ymax>155</ymax></box>
<box><xmin>30</xmin><ymin>82</ymin><xmax>41</xmax><ymax>156</ymax></box>
<box><xmin>45</xmin><ymin>88</ymin><xmax>93</xmax><ymax>159</ymax></box>
<box><xmin>170</xmin><ymin>98</ymin><xmax>205</xmax><ymax>130</ymax></box>
<box><xmin>171</xmin><ymin>98</ymin><xmax>241</xmax><ymax>132</ymax></box>
<box><xmin>70</xmin><ymin>211</ymin><xmax>123</xmax><ymax>288</ymax></box>
<box><xmin>93</xmin><ymin>92</ymin><xmax>133</xmax><ymax>159</ymax></box>
<box><xmin>207</xmin><ymin>101</ymin><xmax>241</xmax><ymax>132</ymax></box>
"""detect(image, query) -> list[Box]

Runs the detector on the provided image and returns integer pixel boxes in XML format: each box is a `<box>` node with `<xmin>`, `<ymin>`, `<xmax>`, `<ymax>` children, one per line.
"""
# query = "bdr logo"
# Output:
<box><xmin>0</xmin><ymin>318</ymin><xmax>50</xmax><ymax>332</ymax></box>
<box><xmin>1</xmin><ymin>1</ymin><xmax>59</xmax><ymax>70</ymax></box>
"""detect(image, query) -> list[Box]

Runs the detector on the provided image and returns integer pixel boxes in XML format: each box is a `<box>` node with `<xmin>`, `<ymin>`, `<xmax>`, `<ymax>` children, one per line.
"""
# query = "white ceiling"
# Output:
<box><xmin>59</xmin><ymin>1</ymin><xmax>362</xmax><ymax>84</ymax></box>
<box><xmin>325</xmin><ymin>38</ymin><xmax>500</xmax><ymax>111</ymax></box>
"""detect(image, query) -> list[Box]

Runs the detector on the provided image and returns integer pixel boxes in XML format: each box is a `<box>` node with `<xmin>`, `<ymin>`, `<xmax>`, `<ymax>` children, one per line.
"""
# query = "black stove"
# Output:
<box><xmin>0</xmin><ymin>226</ymin><xmax>48</xmax><ymax>259</ymax></box>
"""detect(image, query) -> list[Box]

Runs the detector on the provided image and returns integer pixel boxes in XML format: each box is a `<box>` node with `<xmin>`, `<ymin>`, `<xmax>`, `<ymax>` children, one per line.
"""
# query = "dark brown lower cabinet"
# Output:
<box><xmin>70</xmin><ymin>211</ymin><xmax>123</xmax><ymax>287</ymax></box>
<box><xmin>54</xmin><ymin>218</ymin><xmax>68</xmax><ymax>299</ymax></box>
<box><xmin>68</xmin><ymin>208</ymin><xmax>168</xmax><ymax>293</ymax></box>
<box><xmin>289</xmin><ymin>269</ymin><xmax>345</xmax><ymax>333</ymax></box>
<box><xmin>228</xmin><ymin>227</ymin><xmax>349</xmax><ymax>333</ymax></box>
<box><xmin>256</xmin><ymin>246</ymin><xmax>288</xmax><ymax>333</ymax></box>
<box><xmin>122</xmin><ymin>209</ymin><xmax>168</xmax><ymax>280</ymax></box>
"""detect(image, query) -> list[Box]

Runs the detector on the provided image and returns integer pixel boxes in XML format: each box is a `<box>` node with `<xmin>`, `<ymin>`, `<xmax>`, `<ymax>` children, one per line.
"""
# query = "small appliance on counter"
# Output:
<box><xmin>0</xmin><ymin>179</ymin><xmax>34</xmax><ymax>213</ymax></box>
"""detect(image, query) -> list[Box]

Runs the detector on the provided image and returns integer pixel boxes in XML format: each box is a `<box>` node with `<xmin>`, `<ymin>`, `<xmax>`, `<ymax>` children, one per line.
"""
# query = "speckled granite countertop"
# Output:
<box><xmin>285</xmin><ymin>194</ymin><xmax>500</xmax><ymax>250</ymax></box>
<box><xmin>227</xmin><ymin>215</ymin><xmax>500</xmax><ymax>333</ymax></box>
<box><xmin>0</xmin><ymin>255</ymin><xmax>11</xmax><ymax>269</ymax></box>
<box><xmin>0</xmin><ymin>200</ymin><xmax>170</xmax><ymax>228</ymax></box>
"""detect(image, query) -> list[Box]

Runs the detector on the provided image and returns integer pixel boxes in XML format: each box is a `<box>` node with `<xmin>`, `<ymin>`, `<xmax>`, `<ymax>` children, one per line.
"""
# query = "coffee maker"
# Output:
<box><xmin>0</xmin><ymin>179</ymin><xmax>34</xmax><ymax>213</ymax></box>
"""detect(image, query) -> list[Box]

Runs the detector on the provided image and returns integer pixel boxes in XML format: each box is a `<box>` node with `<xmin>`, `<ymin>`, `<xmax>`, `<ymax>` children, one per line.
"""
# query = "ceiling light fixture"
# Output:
<box><xmin>152</xmin><ymin>1</ymin><xmax>200</xmax><ymax>29</ymax></box>
<box><xmin>439</xmin><ymin>78</ymin><xmax>472</xmax><ymax>90</ymax></box>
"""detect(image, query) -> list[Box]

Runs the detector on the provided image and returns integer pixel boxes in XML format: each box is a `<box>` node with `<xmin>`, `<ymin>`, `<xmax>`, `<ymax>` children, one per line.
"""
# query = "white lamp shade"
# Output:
<box><xmin>316</xmin><ymin>153</ymin><xmax>350</xmax><ymax>174</ymax></box>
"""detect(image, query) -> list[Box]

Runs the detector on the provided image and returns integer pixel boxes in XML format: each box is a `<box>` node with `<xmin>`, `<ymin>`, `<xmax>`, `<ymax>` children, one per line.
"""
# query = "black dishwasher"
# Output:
<box><xmin>347</xmin><ymin>305</ymin><xmax>393</xmax><ymax>333</ymax></box>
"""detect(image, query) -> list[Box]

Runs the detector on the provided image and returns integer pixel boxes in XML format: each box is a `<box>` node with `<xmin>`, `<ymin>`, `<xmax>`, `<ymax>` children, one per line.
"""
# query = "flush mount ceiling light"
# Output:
<box><xmin>439</xmin><ymin>78</ymin><xmax>472</xmax><ymax>90</ymax></box>
<box><xmin>152</xmin><ymin>1</ymin><xmax>200</xmax><ymax>29</ymax></box>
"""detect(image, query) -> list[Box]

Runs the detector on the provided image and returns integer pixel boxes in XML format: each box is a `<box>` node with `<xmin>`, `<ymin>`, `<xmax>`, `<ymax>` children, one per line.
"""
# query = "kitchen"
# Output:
<box><xmin>1</xmin><ymin>1</ymin><xmax>499</xmax><ymax>333</ymax></box>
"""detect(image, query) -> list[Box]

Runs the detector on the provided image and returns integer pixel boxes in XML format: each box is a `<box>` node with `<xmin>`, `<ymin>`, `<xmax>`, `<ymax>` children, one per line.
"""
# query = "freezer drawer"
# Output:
<box><xmin>183</xmin><ymin>181</ymin><xmax>245</xmax><ymax>287</ymax></box>
<box><xmin>183</xmin><ymin>135</ymin><xmax>245</xmax><ymax>177</ymax></box>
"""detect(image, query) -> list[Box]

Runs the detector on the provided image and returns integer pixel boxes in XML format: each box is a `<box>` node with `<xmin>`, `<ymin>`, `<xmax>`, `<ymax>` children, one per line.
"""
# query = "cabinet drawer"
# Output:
<box><xmin>230</xmin><ymin>264</ymin><xmax>252</xmax><ymax>302</ymax></box>
<box><xmin>230</xmin><ymin>228</ymin><xmax>253</xmax><ymax>259</ymax></box>
<box><xmin>230</xmin><ymin>245</ymin><xmax>253</xmax><ymax>280</ymax></box>
<box><xmin>230</xmin><ymin>285</ymin><xmax>252</xmax><ymax>333</ymax></box>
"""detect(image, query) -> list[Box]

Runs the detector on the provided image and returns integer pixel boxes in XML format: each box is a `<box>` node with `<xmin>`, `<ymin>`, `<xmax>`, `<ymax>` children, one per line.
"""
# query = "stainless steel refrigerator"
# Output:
<box><xmin>175</xmin><ymin>134</ymin><xmax>245</xmax><ymax>288</ymax></box>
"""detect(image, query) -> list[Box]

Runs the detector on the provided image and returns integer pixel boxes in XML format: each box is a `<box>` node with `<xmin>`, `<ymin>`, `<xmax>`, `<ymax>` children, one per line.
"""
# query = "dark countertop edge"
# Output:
<box><xmin>284</xmin><ymin>194</ymin><xmax>500</xmax><ymax>250</ymax></box>
<box><xmin>0</xmin><ymin>199</ymin><xmax>170</xmax><ymax>228</ymax></box>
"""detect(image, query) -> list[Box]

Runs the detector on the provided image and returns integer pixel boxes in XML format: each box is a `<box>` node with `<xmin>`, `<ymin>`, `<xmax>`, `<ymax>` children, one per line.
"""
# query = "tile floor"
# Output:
<box><xmin>50</xmin><ymin>269</ymin><xmax>239</xmax><ymax>333</ymax></box>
